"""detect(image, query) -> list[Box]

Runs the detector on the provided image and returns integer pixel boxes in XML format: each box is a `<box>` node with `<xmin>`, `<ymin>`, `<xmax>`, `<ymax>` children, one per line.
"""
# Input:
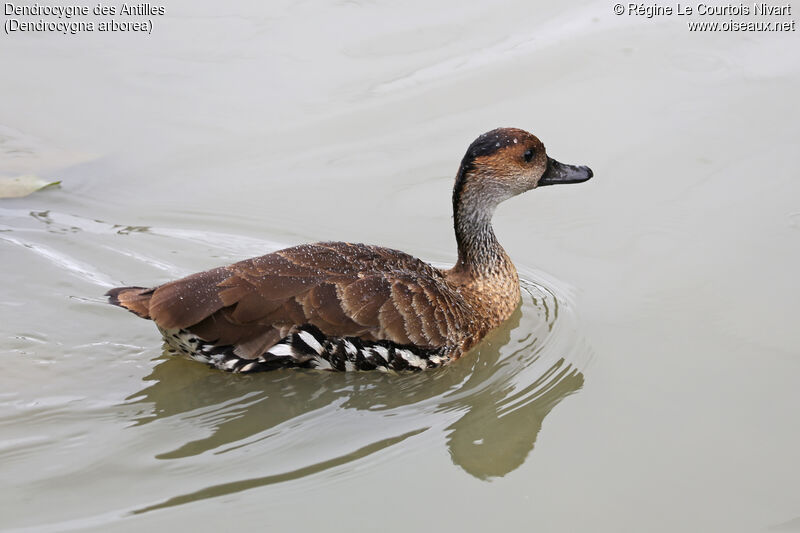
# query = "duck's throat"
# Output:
<box><xmin>452</xmin><ymin>208</ymin><xmax>511</xmax><ymax>277</ymax></box>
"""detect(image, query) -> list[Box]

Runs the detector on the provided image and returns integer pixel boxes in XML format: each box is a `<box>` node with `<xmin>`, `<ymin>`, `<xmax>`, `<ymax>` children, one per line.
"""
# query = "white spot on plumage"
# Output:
<box><xmin>372</xmin><ymin>346</ymin><xmax>390</xmax><ymax>362</ymax></box>
<box><xmin>223</xmin><ymin>358</ymin><xmax>239</xmax><ymax>370</ymax></box>
<box><xmin>240</xmin><ymin>362</ymin><xmax>256</xmax><ymax>372</ymax></box>
<box><xmin>343</xmin><ymin>340</ymin><xmax>357</xmax><ymax>356</ymax></box>
<box><xmin>298</xmin><ymin>330</ymin><xmax>323</xmax><ymax>354</ymax></box>
<box><xmin>399</xmin><ymin>349</ymin><xmax>427</xmax><ymax>369</ymax></box>
<box><xmin>344</xmin><ymin>361</ymin><xmax>356</xmax><ymax>371</ymax></box>
<box><xmin>313</xmin><ymin>356</ymin><xmax>332</xmax><ymax>370</ymax></box>
<box><xmin>267</xmin><ymin>343</ymin><xmax>294</xmax><ymax>357</ymax></box>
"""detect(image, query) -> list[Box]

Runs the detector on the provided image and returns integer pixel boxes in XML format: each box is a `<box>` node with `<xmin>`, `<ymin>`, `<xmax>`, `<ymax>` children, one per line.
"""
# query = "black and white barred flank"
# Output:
<box><xmin>159</xmin><ymin>324</ymin><xmax>450</xmax><ymax>373</ymax></box>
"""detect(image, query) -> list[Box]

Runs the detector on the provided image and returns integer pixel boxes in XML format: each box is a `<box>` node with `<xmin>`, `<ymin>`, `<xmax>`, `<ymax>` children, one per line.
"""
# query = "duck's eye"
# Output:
<box><xmin>523</xmin><ymin>149</ymin><xmax>535</xmax><ymax>163</ymax></box>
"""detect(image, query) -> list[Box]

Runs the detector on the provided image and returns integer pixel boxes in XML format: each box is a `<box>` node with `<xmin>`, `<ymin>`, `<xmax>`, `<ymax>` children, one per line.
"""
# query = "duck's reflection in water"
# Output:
<box><xmin>127</xmin><ymin>283</ymin><xmax>587</xmax><ymax>513</ymax></box>
<box><xmin>444</xmin><ymin>356</ymin><xmax>583</xmax><ymax>479</ymax></box>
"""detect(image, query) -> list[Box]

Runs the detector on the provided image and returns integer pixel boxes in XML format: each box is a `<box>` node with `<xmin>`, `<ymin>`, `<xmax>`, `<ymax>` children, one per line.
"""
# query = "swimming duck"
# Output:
<box><xmin>107</xmin><ymin>127</ymin><xmax>592</xmax><ymax>373</ymax></box>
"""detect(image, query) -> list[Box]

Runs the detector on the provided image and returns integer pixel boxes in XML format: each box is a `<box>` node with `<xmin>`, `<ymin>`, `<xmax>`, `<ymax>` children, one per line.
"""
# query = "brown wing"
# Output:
<box><xmin>138</xmin><ymin>242</ymin><xmax>473</xmax><ymax>359</ymax></box>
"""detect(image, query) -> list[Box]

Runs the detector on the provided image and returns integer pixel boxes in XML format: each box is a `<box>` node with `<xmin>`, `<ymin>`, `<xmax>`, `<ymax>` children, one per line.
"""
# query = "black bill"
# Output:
<box><xmin>538</xmin><ymin>156</ymin><xmax>593</xmax><ymax>186</ymax></box>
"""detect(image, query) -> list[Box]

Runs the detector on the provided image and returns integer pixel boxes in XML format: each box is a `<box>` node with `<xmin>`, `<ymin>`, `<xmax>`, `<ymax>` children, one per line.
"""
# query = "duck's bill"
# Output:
<box><xmin>538</xmin><ymin>156</ymin><xmax>593</xmax><ymax>186</ymax></box>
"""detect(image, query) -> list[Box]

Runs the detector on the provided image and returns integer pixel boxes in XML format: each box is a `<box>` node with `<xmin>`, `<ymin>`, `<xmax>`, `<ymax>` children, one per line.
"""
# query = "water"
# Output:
<box><xmin>1</xmin><ymin>1</ymin><xmax>798</xmax><ymax>531</ymax></box>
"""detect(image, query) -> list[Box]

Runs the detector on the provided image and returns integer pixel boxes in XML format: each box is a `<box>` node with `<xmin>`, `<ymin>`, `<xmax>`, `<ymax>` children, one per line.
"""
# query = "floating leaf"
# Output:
<box><xmin>0</xmin><ymin>175</ymin><xmax>61</xmax><ymax>199</ymax></box>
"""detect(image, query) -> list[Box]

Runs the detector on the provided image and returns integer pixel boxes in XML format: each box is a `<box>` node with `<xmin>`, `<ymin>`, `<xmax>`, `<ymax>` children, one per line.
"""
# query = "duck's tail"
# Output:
<box><xmin>106</xmin><ymin>286</ymin><xmax>154</xmax><ymax>319</ymax></box>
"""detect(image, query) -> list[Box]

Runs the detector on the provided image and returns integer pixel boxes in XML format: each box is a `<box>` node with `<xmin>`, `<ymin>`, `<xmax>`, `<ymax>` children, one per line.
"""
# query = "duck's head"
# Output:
<box><xmin>453</xmin><ymin>127</ymin><xmax>593</xmax><ymax>216</ymax></box>
<box><xmin>450</xmin><ymin>127</ymin><xmax>592</xmax><ymax>276</ymax></box>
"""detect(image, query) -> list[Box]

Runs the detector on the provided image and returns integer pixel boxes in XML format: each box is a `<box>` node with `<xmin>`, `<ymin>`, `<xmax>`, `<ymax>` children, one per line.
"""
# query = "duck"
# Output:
<box><xmin>107</xmin><ymin>127</ymin><xmax>592</xmax><ymax>373</ymax></box>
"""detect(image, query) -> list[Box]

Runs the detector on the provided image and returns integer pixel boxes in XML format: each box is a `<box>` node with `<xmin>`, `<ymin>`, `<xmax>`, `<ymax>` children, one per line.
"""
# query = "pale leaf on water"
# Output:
<box><xmin>0</xmin><ymin>175</ymin><xmax>61</xmax><ymax>198</ymax></box>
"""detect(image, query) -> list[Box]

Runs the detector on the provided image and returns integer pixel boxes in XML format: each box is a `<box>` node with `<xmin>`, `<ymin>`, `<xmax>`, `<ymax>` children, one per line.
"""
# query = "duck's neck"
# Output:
<box><xmin>448</xmin><ymin>195</ymin><xmax>521</xmax><ymax>331</ymax></box>
<box><xmin>449</xmin><ymin>175</ymin><xmax>518</xmax><ymax>283</ymax></box>
<box><xmin>445</xmin><ymin>170</ymin><xmax>521</xmax><ymax>331</ymax></box>
<box><xmin>452</xmin><ymin>206</ymin><xmax>507</xmax><ymax>276</ymax></box>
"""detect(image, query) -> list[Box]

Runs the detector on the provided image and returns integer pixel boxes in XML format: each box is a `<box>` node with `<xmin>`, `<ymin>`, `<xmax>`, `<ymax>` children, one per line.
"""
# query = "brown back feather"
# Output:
<box><xmin>108</xmin><ymin>242</ymin><xmax>476</xmax><ymax>359</ymax></box>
